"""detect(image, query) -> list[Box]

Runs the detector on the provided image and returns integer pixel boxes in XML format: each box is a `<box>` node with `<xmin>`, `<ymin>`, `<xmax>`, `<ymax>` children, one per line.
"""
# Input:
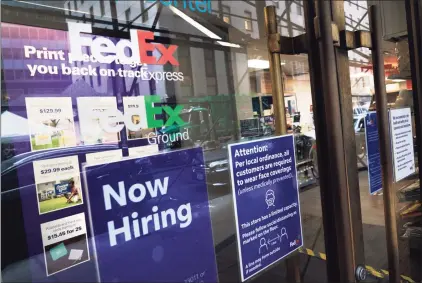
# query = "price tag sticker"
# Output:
<box><xmin>26</xmin><ymin>97</ymin><xmax>70</xmax><ymax>119</ymax></box>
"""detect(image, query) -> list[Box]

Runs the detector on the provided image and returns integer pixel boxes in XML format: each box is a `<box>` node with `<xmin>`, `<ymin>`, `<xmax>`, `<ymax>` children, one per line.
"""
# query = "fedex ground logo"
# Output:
<box><xmin>99</xmin><ymin>95</ymin><xmax>188</xmax><ymax>145</ymax></box>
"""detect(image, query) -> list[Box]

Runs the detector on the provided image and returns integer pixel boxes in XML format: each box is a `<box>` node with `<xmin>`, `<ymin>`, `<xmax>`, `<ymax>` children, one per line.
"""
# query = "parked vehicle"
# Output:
<box><xmin>159</xmin><ymin>100</ymin><xmax>316</xmax><ymax>190</ymax></box>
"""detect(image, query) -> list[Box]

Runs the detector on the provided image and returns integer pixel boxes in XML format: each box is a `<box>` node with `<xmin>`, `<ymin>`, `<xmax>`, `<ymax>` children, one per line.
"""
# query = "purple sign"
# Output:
<box><xmin>83</xmin><ymin>147</ymin><xmax>217</xmax><ymax>282</ymax></box>
<box><xmin>365</xmin><ymin>112</ymin><xmax>383</xmax><ymax>194</ymax></box>
<box><xmin>228</xmin><ymin>135</ymin><xmax>303</xmax><ymax>281</ymax></box>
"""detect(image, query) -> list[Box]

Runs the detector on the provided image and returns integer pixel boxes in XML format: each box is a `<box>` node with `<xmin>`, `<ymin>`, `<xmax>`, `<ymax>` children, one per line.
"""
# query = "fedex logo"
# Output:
<box><xmin>99</xmin><ymin>95</ymin><xmax>184</xmax><ymax>134</ymax></box>
<box><xmin>289</xmin><ymin>239</ymin><xmax>300</xmax><ymax>248</ymax></box>
<box><xmin>67</xmin><ymin>22</ymin><xmax>179</xmax><ymax>65</ymax></box>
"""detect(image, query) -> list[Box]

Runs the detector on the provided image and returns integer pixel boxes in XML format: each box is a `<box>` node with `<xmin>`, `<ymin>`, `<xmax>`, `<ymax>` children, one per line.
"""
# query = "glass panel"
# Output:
<box><xmin>1</xmin><ymin>1</ymin><xmax>326</xmax><ymax>282</ymax></box>
<box><xmin>346</xmin><ymin>1</ymin><xmax>421</xmax><ymax>281</ymax></box>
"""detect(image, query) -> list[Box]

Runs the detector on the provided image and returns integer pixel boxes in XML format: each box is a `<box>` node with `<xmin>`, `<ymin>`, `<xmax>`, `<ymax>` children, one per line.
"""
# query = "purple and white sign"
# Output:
<box><xmin>228</xmin><ymin>135</ymin><xmax>303</xmax><ymax>282</ymax></box>
<box><xmin>83</xmin><ymin>147</ymin><xmax>217</xmax><ymax>282</ymax></box>
<box><xmin>365</xmin><ymin>112</ymin><xmax>383</xmax><ymax>194</ymax></box>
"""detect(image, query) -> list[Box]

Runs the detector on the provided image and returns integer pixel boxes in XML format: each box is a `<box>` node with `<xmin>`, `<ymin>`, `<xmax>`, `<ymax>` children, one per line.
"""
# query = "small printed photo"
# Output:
<box><xmin>127</xmin><ymin>114</ymin><xmax>155</xmax><ymax>140</ymax></box>
<box><xmin>44</xmin><ymin>233</ymin><xmax>89</xmax><ymax>276</ymax></box>
<box><xmin>36</xmin><ymin>176</ymin><xmax>83</xmax><ymax>214</ymax></box>
<box><xmin>30</xmin><ymin>118</ymin><xmax>77</xmax><ymax>151</ymax></box>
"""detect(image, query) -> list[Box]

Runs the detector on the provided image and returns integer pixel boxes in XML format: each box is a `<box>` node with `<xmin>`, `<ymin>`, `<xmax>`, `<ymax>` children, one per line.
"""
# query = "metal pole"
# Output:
<box><xmin>264</xmin><ymin>6</ymin><xmax>300</xmax><ymax>283</ymax></box>
<box><xmin>265</xmin><ymin>6</ymin><xmax>287</xmax><ymax>135</ymax></box>
<box><xmin>369</xmin><ymin>5</ymin><xmax>400</xmax><ymax>283</ymax></box>
<box><xmin>316</xmin><ymin>0</ymin><xmax>356</xmax><ymax>281</ymax></box>
<box><xmin>405</xmin><ymin>0</ymin><xmax>422</xmax><ymax>203</ymax></box>
<box><xmin>405</xmin><ymin>0</ymin><xmax>422</xmax><ymax>278</ymax></box>
<box><xmin>303</xmin><ymin>1</ymin><xmax>341</xmax><ymax>280</ymax></box>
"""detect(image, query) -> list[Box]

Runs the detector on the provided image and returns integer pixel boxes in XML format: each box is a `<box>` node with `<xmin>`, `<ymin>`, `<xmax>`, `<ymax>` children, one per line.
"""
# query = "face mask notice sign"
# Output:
<box><xmin>389</xmin><ymin>108</ymin><xmax>416</xmax><ymax>182</ymax></box>
<box><xmin>83</xmin><ymin>147</ymin><xmax>217</xmax><ymax>282</ymax></box>
<box><xmin>228</xmin><ymin>135</ymin><xmax>303</xmax><ymax>282</ymax></box>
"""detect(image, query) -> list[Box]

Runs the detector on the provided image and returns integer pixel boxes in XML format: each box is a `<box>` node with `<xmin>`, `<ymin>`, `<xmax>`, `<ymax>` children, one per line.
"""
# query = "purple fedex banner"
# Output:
<box><xmin>83</xmin><ymin>147</ymin><xmax>217</xmax><ymax>282</ymax></box>
<box><xmin>228</xmin><ymin>135</ymin><xmax>303</xmax><ymax>282</ymax></box>
<box><xmin>0</xmin><ymin>22</ymin><xmax>188</xmax><ymax>282</ymax></box>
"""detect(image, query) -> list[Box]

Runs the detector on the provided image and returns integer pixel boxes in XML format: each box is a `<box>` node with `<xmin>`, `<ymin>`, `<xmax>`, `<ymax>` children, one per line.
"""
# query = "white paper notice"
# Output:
<box><xmin>85</xmin><ymin>149</ymin><xmax>123</xmax><ymax>165</ymax></box>
<box><xmin>33</xmin><ymin>156</ymin><xmax>83</xmax><ymax>214</ymax></box>
<box><xmin>77</xmin><ymin>97</ymin><xmax>120</xmax><ymax>145</ymax></box>
<box><xmin>128</xmin><ymin>145</ymin><xmax>159</xmax><ymax>157</ymax></box>
<box><xmin>25</xmin><ymin>97</ymin><xmax>77</xmax><ymax>151</ymax></box>
<box><xmin>123</xmin><ymin>96</ymin><xmax>156</xmax><ymax>140</ymax></box>
<box><xmin>389</xmin><ymin>108</ymin><xmax>415</xmax><ymax>182</ymax></box>
<box><xmin>40</xmin><ymin>213</ymin><xmax>89</xmax><ymax>276</ymax></box>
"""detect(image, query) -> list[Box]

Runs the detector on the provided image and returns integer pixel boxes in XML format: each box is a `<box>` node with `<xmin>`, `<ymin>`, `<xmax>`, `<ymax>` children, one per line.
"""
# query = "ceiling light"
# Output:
<box><xmin>217</xmin><ymin>41</ymin><xmax>241</xmax><ymax>48</ymax></box>
<box><xmin>17</xmin><ymin>0</ymin><xmax>93</xmax><ymax>17</ymax></box>
<box><xmin>391</xmin><ymin>79</ymin><xmax>406</xmax><ymax>82</ymax></box>
<box><xmin>247</xmin><ymin>59</ymin><xmax>286</xmax><ymax>69</ymax></box>
<box><xmin>248</xmin><ymin>59</ymin><xmax>270</xmax><ymax>69</ymax></box>
<box><xmin>168</xmin><ymin>5</ymin><xmax>222</xmax><ymax>40</ymax></box>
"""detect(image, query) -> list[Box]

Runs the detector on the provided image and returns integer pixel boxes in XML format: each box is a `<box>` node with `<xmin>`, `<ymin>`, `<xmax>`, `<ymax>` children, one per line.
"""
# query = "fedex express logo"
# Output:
<box><xmin>67</xmin><ymin>22</ymin><xmax>178</xmax><ymax>66</ymax></box>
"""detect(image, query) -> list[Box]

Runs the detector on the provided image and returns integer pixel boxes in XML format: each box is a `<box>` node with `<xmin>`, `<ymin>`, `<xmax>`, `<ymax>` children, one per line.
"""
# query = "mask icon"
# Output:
<box><xmin>265</xmin><ymin>189</ymin><xmax>275</xmax><ymax>208</ymax></box>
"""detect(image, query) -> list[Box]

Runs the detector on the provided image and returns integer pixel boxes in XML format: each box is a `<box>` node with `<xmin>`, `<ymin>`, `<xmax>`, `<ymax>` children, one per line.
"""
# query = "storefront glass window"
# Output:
<box><xmin>1</xmin><ymin>1</ymin><xmax>325</xmax><ymax>282</ymax></box>
<box><xmin>345</xmin><ymin>1</ymin><xmax>421</xmax><ymax>281</ymax></box>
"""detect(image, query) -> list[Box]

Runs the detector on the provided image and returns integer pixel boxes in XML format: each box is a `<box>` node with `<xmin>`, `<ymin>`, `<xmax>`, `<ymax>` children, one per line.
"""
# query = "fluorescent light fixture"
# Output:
<box><xmin>391</xmin><ymin>79</ymin><xmax>406</xmax><ymax>82</ymax></box>
<box><xmin>17</xmin><ymin>0</ymin><xmax>91</xmax><ymax>16</ymax></box>
<box><xmin>247</xmin><ymin>59</ymin><xmax>286</xmax><ymax>69</ymax></box>
<box><xmin>217</xmin><ymin>41</ymin><xmax>241</xmax><ymax>48</ymax></box>
<box><xmin>248</xmin><ymin>59</ymin><xmax>270</xmax><ymax>69</ymax></box>
<box><xmin>168</xmin><ymin>5</ymin><xmax>222</xmax><ymax>40</ymax></box>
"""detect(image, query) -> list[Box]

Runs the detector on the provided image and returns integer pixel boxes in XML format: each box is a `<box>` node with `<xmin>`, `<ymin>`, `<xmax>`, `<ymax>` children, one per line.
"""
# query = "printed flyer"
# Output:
<box><xmin>25</xmin><ymin>97</ymin><xmax>77</xmax><ymax>151</ymax></box>
<box><xmin>228</xmin><ymin>135</ymin><xmax>303</xmax><ymax>281</ymax></box>
<box><xmin>389</xmin><ymin>107</ymin><xmax>416</xmax><ymax>181</ymax></box>
<box><xmin>33</xmin><ymin>156</ymin><xmax>83</xmax><ymax>214</ymax></box>
<box><xmin>128</xmin><ymin>145</ymin><xmax>159</xmax><ymax>157</ymax></box>
<box><xmin>85</xmin><ymin>149</ymin><xmax>123</xmax><ymax>165</ymax></box>
<box><xmin>77</xmin><ymin>97</ymin><xmax>120</xmax><ymax>145</ymax></box>
<box><xmin>40</xmin><ymin>213</ymin><xmax>90</xmax><ymax>276</ymax></box>
<box><xmin>123</xmin><ymin>96</ymin><xmax>156</xmax><ymax>140</ymax></box>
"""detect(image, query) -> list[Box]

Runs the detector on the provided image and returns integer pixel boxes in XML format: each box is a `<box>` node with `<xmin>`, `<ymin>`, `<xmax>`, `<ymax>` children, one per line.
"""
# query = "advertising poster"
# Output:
<box><xmin>40</xmin><ymin>213</ymin><xmax>90</xmax><ymax>276</ymax></box>
<box><xmin>25</xmin><ymin>97</ymin><xmax>77</xmax><ymax>151</ymax></box>
<box><xmin>33</xmin><ymin>156</ymin><xmax>83</xmax><ymax>214</ymax></box>
<box><xmin>123</xmin><ymin>96</ymin><xmax>156</xmax><ymax>140</ymax></box>
<box><xmin>85</xmin><ymin>149</ymin><xmax>123</xmax><ymax>165</ymax></box>
<box><xmin>364</xmin><ymin>112</ymin><xmax>383</xmax><ymax>194</ymax></box>
<box><xmin>1</xmin><ymin>22</ymin><xmax>188</xmax><ymax>282</ymax></box>
<box><xmin>77</xmin><ymin>97</ymin><xmax>120</xmax><ymax>145</ymax></box>
<box><xmin>83</xmin><ymin>148</ymin><xmax>217</xmax><ymax>282</ymax></box>
<box><xmin>128</xmin><ymin>144</ymin><xmax>159</xmax><ymax>157</ymax></box>
<box><xmin>228</xmin><ymin>135</ymin><xmax>303</xmax><ymax>282</ymax></box>
<box><xmin>389</xmin><ymin>108</ymin><xmax>415</xmax><ymax>182</ymax></box>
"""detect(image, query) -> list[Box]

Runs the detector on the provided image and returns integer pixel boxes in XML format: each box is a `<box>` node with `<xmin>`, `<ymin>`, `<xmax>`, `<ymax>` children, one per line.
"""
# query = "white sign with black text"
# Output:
<box><xmin>389</xmin><ymin>108</ymin><xmax>415</xmax><ymax>182</ymax></box>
